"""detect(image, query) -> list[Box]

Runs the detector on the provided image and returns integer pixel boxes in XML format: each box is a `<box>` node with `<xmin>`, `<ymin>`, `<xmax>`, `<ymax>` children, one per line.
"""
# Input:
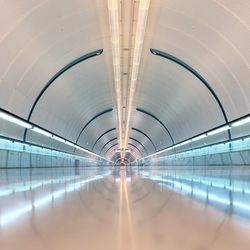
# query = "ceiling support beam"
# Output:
<box><xmin>136</xmin><ymin>108</ymin><xmax>174</xmax><ymax>144</ymax></box>
<box><xmin>23</xmin><ymin>49</ymin><xmax>103</xmax><ymax>141</ymax></box>
<box><xmin>76</xmin><ymin>108</ymin><xmax>113</xmax><ymax>145</ymax></box>
<box><xmin>132</xmin><ymin>127</ymin><xmax>157</xmax><ymax>151</ymax></box>
<box><xmin>150</xmin><ymin>48</ymin><xmax>231</xmax><ymax>140</ymax></box>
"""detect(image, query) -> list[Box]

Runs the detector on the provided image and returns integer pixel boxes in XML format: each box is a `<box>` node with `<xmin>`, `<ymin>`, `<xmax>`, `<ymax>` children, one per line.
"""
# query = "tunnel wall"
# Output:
<box><xmin>0</xmin><ymin>148</ymin><xmax>97</xmax><ymax>168</ymax></box>
<box><xmin>143</xmin><ymin>150</ymin><xmax>250</xmax><ymax>166</ymax></box>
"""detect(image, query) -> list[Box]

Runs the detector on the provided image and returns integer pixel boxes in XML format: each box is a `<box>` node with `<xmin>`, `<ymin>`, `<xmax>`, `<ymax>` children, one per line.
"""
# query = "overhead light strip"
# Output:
<box><xmin>207</xmin><ymin>125</ymin><xmax>230</xmax><ymax>136</ymax></box>
<box><xmin>231</xmin><ymin>116</ymin><xmax>250</xmax><ymax>127</ymax></box>
<box><xmin>0</xmin><ymin>112</ymin><xmax>32</xmax><ymax>129</ymax></box>
<box><xmin>139</xmin><ymin>114</ymin><xmax>250</xmax><ymax>160</ymax></box>
<box><xmin>108</xmin><ymin>0</ymin><xmax>123</xmax><ymax>151</ymax></box>
<box><xmin>32</xmin><ymin>127</ymin><xmax>52</xmax><ymax>137</ymax></box>
<box><xmin>123</xmin><ymin>0</ymin><xmax>151</xmax><ymax>150</ymax></box>
<box><xmin>0</xmin><ymin>110</ymin><xmax>109</xmax><ymax>162</ymax></box>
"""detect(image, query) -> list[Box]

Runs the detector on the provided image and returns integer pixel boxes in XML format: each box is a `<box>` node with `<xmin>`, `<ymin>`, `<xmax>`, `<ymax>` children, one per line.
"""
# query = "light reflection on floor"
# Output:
<box><xmin>141</xmin><ymin>169</ymin><xmax>250</xmax><ymax>220</ymax></box>
<box><xmin>0</xmin><ymin>174</ymin><xmax>108</xmax><ymax>226</ymax></box>
<box><xmin>0</xmin><ymin>167</ymin><xmax>250</xmax><ymax>250</ymax></box>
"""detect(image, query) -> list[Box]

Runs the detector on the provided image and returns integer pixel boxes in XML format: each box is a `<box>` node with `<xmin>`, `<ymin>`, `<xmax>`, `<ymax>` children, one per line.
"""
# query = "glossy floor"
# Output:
<box><xmin>1</xmin><ymin>171</ymin><xmax>250</xmax><ymax>250</ymax></box>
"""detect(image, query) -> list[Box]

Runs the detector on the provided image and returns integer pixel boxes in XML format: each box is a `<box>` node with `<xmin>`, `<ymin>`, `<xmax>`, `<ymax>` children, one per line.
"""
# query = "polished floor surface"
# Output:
<box><xmin>1</xmin><ymin>173</ymin><xmax>250</xmax><ymax>250</ymax></box>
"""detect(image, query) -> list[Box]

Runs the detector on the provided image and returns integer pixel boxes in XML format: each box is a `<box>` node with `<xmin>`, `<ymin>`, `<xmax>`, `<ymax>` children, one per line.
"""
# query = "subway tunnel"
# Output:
<box><xmin>0</xmin><ymin>0</ymin><xmax>250</xmax><ymax>249</ymax></box>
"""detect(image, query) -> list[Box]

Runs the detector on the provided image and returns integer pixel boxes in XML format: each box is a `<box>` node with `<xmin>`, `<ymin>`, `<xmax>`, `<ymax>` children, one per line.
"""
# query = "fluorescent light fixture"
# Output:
<box><xmin>192</xmin><ymin>134</ymin><xmax>207</xmax><ymax>142</ymax></box>
<box><xmin>32</xmin><ymin>127</ymin><xmax>52</xmax><ymax>137</ymax></box>
<box><xmin>123</xmin><ymin>0</ymin><xmax>151</xmax><ymax>149</ymax></box>
<box><xmin>231</xmin><ymin>116</ymin><xmax>250</xmax><ymax>127</ymax></box>
<box><xmin>147</xmin><ymin>144</ymin><xmax>177</xmax><ymax>159</ymax></box>
<box><xmin>74</xmin><ymin>145</ymin><xmax>85</xmax><ymax>151</ymax></box>
<box><xmin>0</xmin><ymin>113</ymin><xmax>111</xmax><ymax>162</ymax></box>
<box><xmin>0</xmin><ymin>111</ymin><xmax>32</xmax><ymax>129</ymax></box>
<box><xmin>65</xmin><ymin>141</ymin><xmax>75</xmax><ymax>147</ymax></box>
<box><xmin>180</xmin><ymin>139</ymin><xmax>192</xmax><ymax>146</ymax></box>
<box><xmin>152</xmin><ymin>150</ymin><xmax>164</xmax><ymax>157</ymax></box>
<box><xmin>52</xmin><ymin>135</ymin><xmax>65</xmax><ymax>143</ymax></box>
<box><xmin>0</xmin><ymin>204</ymin><xmax>32</xmax><ymax>226</ymax></box>
<box><xmin>207</xmin><ymin>125</ymin><xmax>230</xmax><ymax>136</ymax></box>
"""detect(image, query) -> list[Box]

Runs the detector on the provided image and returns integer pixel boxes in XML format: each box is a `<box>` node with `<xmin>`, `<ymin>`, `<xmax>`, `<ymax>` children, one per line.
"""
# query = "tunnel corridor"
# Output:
<box><xmin>0</xmin><ymin>0</ymin><xmax>250</xmax><ymax>249</ymax></box>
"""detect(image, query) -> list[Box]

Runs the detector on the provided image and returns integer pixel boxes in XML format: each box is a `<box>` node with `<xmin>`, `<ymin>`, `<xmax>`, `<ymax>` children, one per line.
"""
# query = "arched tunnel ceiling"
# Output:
<box><xmin>0</xmin><ymin>0</ymin><xmax>249</xmax><ymax>162</ymax></box>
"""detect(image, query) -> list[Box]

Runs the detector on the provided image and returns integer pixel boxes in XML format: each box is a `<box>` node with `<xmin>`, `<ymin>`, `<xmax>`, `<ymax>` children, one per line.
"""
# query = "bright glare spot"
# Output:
<box><xmin>0</xmin><ymin>204</ymin><xmax>32</xmax><ymax>226</ymax></box>
<box><xmin>0</xmin><ymin>190</ymin><xmax>13</xmax><ymax>197</ymax></box>
<box><xmin>33</xmin><ymin>195</ymin><xmax>53</xmax><ymax>208</ymax></box>
<box><xmin>208</xmin><ymin>194</ymin><xmax>230</xmax><ymax>205</ymax></box>
<box><xmin>53</xmin><ymin>190</ymin><xmax>65</xmax><ymax>199</ymax></box>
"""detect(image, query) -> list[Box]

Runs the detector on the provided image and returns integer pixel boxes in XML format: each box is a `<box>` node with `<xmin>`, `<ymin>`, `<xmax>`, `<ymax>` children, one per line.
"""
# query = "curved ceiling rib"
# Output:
<box><xmin>150</xmin><ymin>48</ymin><xmax>231</xmax><ymax>139</ymax></box>
<box><xmin>136</xmin><ymin>108</ymin><xmax>175</xmax><ymax>144</ymax></box>
<box><xmin>129</xmin><ymin>137</ymin><xmax>149</xmax><ymax>155</ymax></box>
<box><xmin>127</xmin><ymin>143</ymin><xmax>143</xmax><ymax>157</ymax></box>
<box><xmin>104</xmin><ymin>143</ymin><xmax>119</xmax><ymax>156</ymax></box>
<box><xmin>132</xmin><ymin>128</ymin><xmax>157</xmax><ymax>151</ymax></box>
<box><xmin>126</xmin><ymin>151</ymin><xmax>139</xmax><ymax>161</ymax></box>
<box><xmin>23</xmin><ymin>49</ymin><xmax>103</xmax><ymax>141</ymax></box>
<box><xmin>99</xmin><ymin>137</ymin><xmax>117</xmax><ymax>155</ymax></box>
<box><xmin>115</xmin><ymin>158</ymin><xmax>130</xmax><ymax>165</ymax></box>
<box><xmin>91</xmin><ymin>128</ymin><xmax>116</xmax><ymax>151</ymax></box>
<box><xmin>75</xmin><ymin>108</ymin><xmax>113</xmax><ymax>144</ymax></box>
<box><xmin>127</xmin><ymin>154</ymin><xmax>136</xmax><ymax>162</ymax></box>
